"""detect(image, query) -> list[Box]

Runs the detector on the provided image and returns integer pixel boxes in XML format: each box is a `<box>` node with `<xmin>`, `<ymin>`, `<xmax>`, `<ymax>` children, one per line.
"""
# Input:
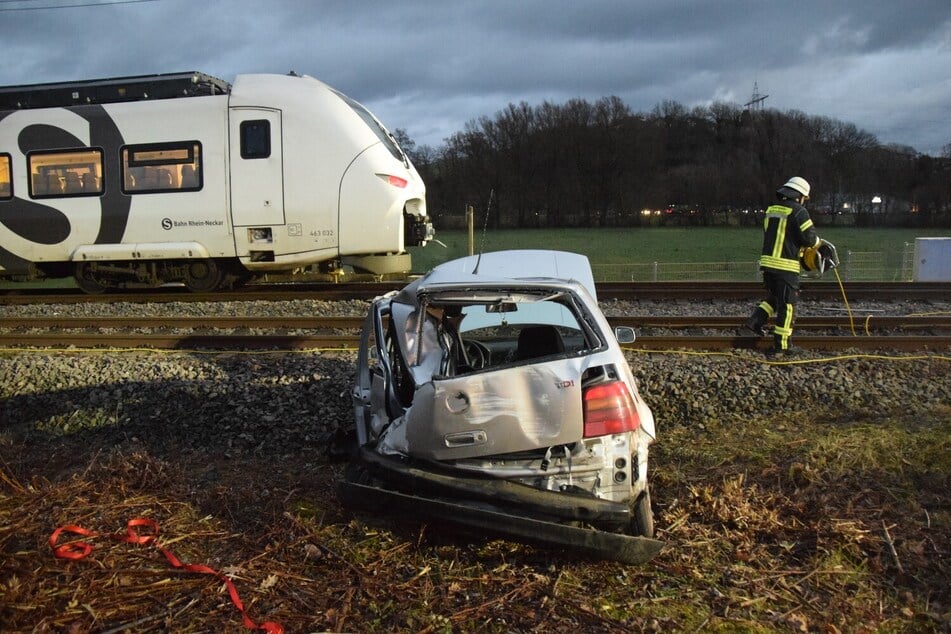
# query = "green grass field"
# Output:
<box><xmin>1</xmin><ymin>227</ymin><xmax>946</xmax><ymax>288</ymax></box>
<box><xmin>410</xmin><ymin>227</ymin><xmax>948</xmax><ymax>272</ymax></box>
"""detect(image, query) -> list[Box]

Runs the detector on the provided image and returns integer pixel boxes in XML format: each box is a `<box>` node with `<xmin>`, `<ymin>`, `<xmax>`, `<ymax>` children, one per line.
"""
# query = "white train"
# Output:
<box><xmin>0</xmin><ymin>71</ymin><xmax>432</xmax><ymax>291</ymax></box>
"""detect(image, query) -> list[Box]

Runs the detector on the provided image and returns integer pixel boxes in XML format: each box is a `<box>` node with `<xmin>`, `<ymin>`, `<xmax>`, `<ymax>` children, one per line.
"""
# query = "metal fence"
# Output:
<box><xmin>590</xmin><ymin>243</ymin><xmax>916</xmax><ymax>282</ymax></box>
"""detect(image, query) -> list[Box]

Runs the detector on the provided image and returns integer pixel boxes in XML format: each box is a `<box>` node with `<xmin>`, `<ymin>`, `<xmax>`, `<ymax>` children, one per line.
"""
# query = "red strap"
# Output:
<box><xmin>123</xmin><ymin>517</ymin><xmax>159</xmax><ymax>545</ymax></box>
<box><xmin>50</xmin><ymin>518</ymin><xmax>283</xmax><ymax>634</ymax></box>
<box><xmin>49</xmin><ymin>525</ymin><xmax>98</xmax><ymax>559</ymax></box>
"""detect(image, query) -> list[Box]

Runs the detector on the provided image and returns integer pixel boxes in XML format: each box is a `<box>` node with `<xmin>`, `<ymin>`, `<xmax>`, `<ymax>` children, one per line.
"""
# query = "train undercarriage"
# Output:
<box><xmin>69</xmin><ymin>258</ymin><xmax>250</xmax><ymax>293</ymax></box>
<box><xmin>12</xmin><ymin>250</ymin><xmax>420</xmax><ymax>293</ymax></box>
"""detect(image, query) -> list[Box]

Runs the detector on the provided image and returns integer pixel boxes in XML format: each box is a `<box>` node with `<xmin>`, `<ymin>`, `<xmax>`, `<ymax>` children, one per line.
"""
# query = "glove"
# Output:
<box><xmin>818</xmin><ymin>239</ymin><xmax>839</xmax><ymax>271</ymax></box>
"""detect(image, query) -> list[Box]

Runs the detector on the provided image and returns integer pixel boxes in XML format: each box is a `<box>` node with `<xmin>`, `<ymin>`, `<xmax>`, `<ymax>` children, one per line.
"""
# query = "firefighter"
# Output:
<box><xmin>743</xmin><ymin>176</ymin><xmax>821</xmax><ymax>355</ymax></box>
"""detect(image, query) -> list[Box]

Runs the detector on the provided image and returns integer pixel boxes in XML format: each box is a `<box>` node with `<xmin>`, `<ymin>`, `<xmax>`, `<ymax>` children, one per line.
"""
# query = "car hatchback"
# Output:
<box><xmin>339</xmin><ymin>250</ymin><xmax>661</xmax><ymax>563</ymax></box>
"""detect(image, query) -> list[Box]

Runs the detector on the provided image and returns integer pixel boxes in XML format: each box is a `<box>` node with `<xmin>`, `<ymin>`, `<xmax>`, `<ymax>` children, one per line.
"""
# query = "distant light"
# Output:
<box><xmin>872</xmin><ymin>196</ymin><xmax>882</xmax><ymax>204</ymax></box>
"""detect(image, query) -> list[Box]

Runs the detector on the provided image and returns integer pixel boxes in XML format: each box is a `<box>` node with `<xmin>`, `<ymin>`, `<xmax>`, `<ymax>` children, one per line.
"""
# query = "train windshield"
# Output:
<box><xmin>331</xmin><ymin>89</ymin><xmax>407</xmax><ymax>166</ymax></box>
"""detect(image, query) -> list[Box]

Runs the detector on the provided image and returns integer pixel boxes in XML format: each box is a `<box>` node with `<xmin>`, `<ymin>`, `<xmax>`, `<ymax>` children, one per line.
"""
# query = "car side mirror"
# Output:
<box><xmin>614</xmin><ymin>326</ymin><xmax>636</xmax><ymax>344</ymax></box>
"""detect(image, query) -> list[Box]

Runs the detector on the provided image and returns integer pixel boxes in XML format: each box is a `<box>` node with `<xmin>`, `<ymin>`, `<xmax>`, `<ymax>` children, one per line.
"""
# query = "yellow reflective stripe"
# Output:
<box><xmin>765</xmin><ymin>205</ymin><xmax>792</xmax><ymax>217</ymax></box>
<box><xmin>800</xmin><ymin>218</ymin><xmax>814</xmax><ymax>232</ymax></box>
<box><xmin>760</xmin><ymin>255</ymin><xmax>801</xmax><ymax>272</ymax></box>
<box><xmin>774</xmin><ymin>304</ymin><xmax>794</xmax><ymax>349</ymax></box>
<box><xmin>758</xmin><ymin>301</ymin><xmax>775</xmax><ymax>317</ymax></box>
<box><xmin>771</xmin><ymin>217</ymin><xmax>787</xmax><ymax>258</ymax></box>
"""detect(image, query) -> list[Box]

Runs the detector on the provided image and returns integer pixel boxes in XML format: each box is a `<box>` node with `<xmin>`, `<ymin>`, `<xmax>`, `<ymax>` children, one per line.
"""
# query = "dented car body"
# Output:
<box><xmin>337</xmin><ymin>250</ymin><xmax>662</xmax><ymax>563</ymax></box>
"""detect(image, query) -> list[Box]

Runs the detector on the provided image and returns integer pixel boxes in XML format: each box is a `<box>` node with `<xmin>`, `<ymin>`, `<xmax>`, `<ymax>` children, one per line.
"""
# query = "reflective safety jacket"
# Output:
<box><xmin>759</xmin><ymin>202</ymin><xmax>820</xmax><ymax>275</ymax></box>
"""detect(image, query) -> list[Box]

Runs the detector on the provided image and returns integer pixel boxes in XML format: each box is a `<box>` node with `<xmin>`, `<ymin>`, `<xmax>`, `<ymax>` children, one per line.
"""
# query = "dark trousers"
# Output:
<box><xmin>748</xmin><ymin>271</ymin><xmax>800</xmax><ymax>350</ymax></box>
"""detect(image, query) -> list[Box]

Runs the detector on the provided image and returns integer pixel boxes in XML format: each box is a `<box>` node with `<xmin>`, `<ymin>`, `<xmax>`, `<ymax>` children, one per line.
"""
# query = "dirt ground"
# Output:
<box><xmin>1</xmin><ymin>352</ymin><xmax>948</xmax><ymax>632</ymax></box>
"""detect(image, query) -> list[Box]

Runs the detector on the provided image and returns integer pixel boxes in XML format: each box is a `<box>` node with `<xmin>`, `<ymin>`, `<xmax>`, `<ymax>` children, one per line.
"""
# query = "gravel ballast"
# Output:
<box><xmin>1</xmin><ymin>296</ymin><xmax>948</xmax><ymax>477</ymax></box>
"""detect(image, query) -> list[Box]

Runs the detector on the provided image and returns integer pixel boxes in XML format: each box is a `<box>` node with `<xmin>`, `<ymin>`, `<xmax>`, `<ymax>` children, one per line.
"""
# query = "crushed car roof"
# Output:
<box><xmin>397</xmin><ymin>250</ymin><xmax>597</xmax><ymax>301</ymax></box>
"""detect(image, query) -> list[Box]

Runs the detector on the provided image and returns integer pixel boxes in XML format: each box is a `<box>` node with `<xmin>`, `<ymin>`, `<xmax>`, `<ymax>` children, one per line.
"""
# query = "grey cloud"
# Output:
<box><xmin>0</xmin><ymin>0</ymin><xmax>948</xmax><ymax>154</ymax></box>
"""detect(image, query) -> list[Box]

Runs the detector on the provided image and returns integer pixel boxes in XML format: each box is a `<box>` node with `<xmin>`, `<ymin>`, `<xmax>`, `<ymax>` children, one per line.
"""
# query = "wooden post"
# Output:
<box><xmin>467</xmin><ymin>205</ymin><xmax>475</xmax><ymax>256</ymax></box>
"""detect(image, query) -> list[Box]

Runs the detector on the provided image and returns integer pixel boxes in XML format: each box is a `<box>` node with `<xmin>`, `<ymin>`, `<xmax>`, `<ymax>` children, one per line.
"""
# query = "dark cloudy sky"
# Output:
<box><xmin>2</xmin><ymin>0</ymin><xmax>949</xmax><ymax>155</ymax></box>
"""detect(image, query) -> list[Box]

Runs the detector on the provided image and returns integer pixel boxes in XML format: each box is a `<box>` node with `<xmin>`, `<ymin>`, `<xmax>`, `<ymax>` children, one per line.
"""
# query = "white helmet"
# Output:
<box><xmin>781</xmin><ymin>176</ymin><xmax>810</xmax><ymax>198</ymax></box>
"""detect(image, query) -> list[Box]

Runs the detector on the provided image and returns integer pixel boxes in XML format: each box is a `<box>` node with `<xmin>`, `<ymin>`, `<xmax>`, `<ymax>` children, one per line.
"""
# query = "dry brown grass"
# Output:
<box><xmin>1</xmin><ymin>407</ymin><xmax>948</xmax><ymax>632</ymax></box>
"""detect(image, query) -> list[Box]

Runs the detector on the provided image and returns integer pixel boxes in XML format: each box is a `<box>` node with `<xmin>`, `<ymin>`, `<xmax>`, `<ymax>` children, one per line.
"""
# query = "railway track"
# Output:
<box><xmin>1</xmin><ymin>315</ymin><xmax>949</xmax><ymax>331</ymax></box>
<box><xmin>2</xmin><ymin>280</ymin><xmax>949</xmax><ymax>304</ymax></box>
<box><xmin>1</xmin><ymin>315</ymin><xmax>948</xmax><ymax>352</ymax></box>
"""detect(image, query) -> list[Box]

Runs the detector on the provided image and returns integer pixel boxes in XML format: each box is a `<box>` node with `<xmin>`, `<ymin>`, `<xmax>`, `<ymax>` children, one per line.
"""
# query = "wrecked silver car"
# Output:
<box><xmin>337</xmin><ymin>250</ymin><xmax>662</xmax><ymax>564</ymax></box>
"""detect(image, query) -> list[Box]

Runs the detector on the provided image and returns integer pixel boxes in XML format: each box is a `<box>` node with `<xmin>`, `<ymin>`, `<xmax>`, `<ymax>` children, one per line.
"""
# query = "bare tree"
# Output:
<box><xmin>420</xmin><ymin>96</ymin><xmax>948</xmax><ymax>229</ymax></box>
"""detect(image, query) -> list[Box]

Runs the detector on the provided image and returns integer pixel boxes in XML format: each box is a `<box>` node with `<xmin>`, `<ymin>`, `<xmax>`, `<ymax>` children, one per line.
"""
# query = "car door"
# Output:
<box><xmin>352</xmin><ymin>300</ymin><xmax>412</xmax><ymax>446</ymax></box>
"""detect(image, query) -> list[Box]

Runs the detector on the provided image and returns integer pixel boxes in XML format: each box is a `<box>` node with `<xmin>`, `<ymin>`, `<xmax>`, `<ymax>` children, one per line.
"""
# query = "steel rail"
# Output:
<box><xmin>2</xmin><ymin>281</ymin><xmax>948</xmax><ymax>305</ymax></box>
<box><xmin>1</xmin><ymin>315</ymin><xmax>948</xmax><ymax>331</ymax></box>
<box><xmin>597</xmin><ymin>281</ymin><xmax>951</xmax><ymax>301</ymax></box>
<box><xmin>611</xmin><ymin>315</ymin><xmax>951</xmax><ymax>330</ymax></box>
<box><xmin>0</xmin><ymin>334</ymin><xmax>356</xmax><ymax>349</ymax></box>
<box><xmin>0</xmin><ymin>333</ymin><xmax>947</xmax><ymax>352</ymax></box>
<box><xmin>0</xmin><ymin>316</ymin><xmax>361</xmax><ymax>329</ymax></box>
<box><xmin>632</xmin><ymin>335</ymin><xmax>950</xmax><ymax>352</ymax></box>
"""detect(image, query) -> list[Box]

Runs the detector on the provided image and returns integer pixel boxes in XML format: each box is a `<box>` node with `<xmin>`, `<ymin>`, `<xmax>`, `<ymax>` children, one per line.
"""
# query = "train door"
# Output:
<box><xmin>228</xmin><ymin>108</ymin><xmax>285</xmax><ymax>226</ymax></box>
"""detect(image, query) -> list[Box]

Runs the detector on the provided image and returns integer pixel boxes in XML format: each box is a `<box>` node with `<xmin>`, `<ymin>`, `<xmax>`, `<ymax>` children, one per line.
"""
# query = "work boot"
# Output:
<box><xmin>742</xmin><ymin>317</ymin><xmax>769</xmax><ymax>337</ymax></box>
<box><xmin>765</xmin><ymin>345</ymin><xmax>802</xmax><ymax>358</ymax></box>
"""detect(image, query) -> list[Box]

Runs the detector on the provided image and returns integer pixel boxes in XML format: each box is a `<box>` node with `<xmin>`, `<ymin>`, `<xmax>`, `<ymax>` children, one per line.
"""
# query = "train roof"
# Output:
<box><xmin>0</xmin><ymin>71</ymin><xmax>230</xmax><ymax>110</ymax></box>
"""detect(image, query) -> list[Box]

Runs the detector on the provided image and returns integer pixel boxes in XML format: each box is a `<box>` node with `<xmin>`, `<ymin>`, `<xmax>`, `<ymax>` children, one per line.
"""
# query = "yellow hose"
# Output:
<box><xmin>833</xmin><ymin>268</ymin><xmax>857</xmax><ymax>336</ymax></box>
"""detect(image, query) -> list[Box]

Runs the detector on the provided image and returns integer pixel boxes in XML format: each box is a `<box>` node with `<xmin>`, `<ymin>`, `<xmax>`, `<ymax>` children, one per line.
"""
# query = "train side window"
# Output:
<box><xmin>28</xmin><ymin>148</ymin><xmax>103</xmax><ymax>199</ymax></box>
<box><xmin>122</xmin><ymin>141</ymin><xmax>202</xmax><ymax>194</ymax></box>
<box><xmin>240</xmin><ymin>120</ymin><xmax>271</xmax><ymax>159</ymax></box>
<box><xmin>0</xmin><ymin>154</ymin><xmax>11</xmax><ymax>200</ymax></box>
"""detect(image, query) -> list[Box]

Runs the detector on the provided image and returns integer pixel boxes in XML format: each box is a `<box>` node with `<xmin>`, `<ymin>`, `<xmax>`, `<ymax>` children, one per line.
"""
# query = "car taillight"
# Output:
<box><xmin>583</xmin><ymin>381</ymin><xmax>640</xmax><ymax>437</ymax></box>
<box><xmin>378</xmin><ymin>174</ymin><xmax>408</xmax><ymax>188</ymax></box>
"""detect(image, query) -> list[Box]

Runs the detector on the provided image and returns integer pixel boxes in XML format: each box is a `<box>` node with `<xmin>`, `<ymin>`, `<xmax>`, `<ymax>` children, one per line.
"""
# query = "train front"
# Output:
<box><xmin>331</xmin><ymin>88</ymin><xmax>432</xmax><ymax>275</ymax></box>
<box><xmin>229</xmin><ymin>73</ymin><xmax>432</xmax><ymax>276</ymax></box>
